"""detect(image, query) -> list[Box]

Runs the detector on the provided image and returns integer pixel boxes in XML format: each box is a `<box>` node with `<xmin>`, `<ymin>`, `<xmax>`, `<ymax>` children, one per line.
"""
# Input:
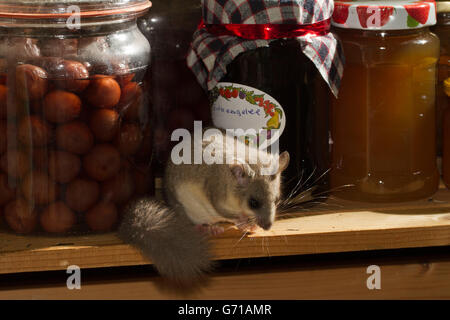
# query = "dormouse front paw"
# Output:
<box><xmin>235</xmin><ymin>215</ymin><xmax>258</xmax><ymax>233</ymax></box>
<box><xmin>195</xmin><ymin>224</ymin><xmax>225</xmax><ymax>236</ymax></box>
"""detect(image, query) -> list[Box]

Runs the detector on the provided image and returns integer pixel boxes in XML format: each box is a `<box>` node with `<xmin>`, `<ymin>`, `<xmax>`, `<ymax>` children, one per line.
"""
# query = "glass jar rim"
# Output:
<box><xmin>0</xmin><ymin>0</ymin><xmax>151</xmax><ymax>19</ymax></box>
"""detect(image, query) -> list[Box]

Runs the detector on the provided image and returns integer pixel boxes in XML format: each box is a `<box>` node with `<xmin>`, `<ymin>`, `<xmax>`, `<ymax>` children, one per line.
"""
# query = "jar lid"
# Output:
<box><xmin>332</xmin><ymin>0</ymin><xmax>437</xmax><ymax>30</ymax></box>
<box><xmin>0</xmin><ymin>0</ymin><xmax>151</xmax><ymax>19</ymax></box>
<box><xmin>437</xmin><ymin>1</ymin><xmax>450</xmax><ymax>13</ymax></box>
<box><xmin>189</xmin><ymin>0</ymin><xmax>345</xmax><ymax>97</ymax></box>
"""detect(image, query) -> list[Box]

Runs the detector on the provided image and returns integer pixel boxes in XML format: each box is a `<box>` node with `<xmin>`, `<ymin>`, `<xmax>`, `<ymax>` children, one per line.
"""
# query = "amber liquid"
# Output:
<box><xmin>331</xmin><ymin>28</ymin><xmax>440</xmax><ymax>202</ymax></box>
<box><xmin>432</xmin><ymin>13</ymin><xmax>450</xmax><ymax>156</ymax></box>
<box><xmin>442</xmin><ymin>83</ymin><xmax>450</xmax><ymax>187</ymax></box>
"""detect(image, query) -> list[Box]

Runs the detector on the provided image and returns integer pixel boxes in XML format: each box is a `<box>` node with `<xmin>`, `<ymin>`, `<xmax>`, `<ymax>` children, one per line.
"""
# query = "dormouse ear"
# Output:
<box><xmin>278</xmin><ymin>151</ymin><xmax>290</xmax><ymax>174</ymax></box>
<box><xmin>230</xmin><ymin>164</ymin><xmax>250</xmax><ymax>187</ymax></box>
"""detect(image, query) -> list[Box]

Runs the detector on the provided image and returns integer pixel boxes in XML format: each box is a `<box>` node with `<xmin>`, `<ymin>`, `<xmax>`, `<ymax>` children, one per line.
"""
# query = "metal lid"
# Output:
<box><xmin>332</xmin><ymin>0</ymin><xmax>437</xmax><ymax>30</ymax></box>
<box><xmin>437</xmin><ymin>1</ymin><xmax>450</xmax><ymax>13</ymax></box>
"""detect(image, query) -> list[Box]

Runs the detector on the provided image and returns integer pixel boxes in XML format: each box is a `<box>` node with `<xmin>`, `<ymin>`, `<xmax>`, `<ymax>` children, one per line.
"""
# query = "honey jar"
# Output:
<box><xmin>433</xmin><ymin>1</ymin><xmax>450</xmax><ymax>156</ymax></box>
<box><xmin>0</xmin><ymin>0</ymin><xmax>152</xmax><ymax>234</ymax></box>
<box><xmin>331</xmin><ymin>0</ymin><xmax>440</xmax><ymax>202</ymax></box>
<box><xmin>442</xmin><ymin>78</ymin><xmax>450</xmax><ymax>186</ymax></box>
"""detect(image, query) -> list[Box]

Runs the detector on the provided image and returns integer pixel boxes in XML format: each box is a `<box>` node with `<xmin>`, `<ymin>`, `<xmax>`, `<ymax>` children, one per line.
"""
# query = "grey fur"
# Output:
<box><xmin>118</xmin><ymin>199</ymin><xmax>212</xmax><ymax>284</ymax></box>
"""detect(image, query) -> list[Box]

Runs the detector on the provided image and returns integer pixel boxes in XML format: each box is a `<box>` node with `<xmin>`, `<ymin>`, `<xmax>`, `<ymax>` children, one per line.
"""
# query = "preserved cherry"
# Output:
<box><xmin>85</xmin><ymin>202</ymin><xmax>118</xmax><ymax>232</ymax></box>
<box><xmin>4</xmin><ymin>198</ymin><xmax>38</xmax><ymax>234</ymax></box>
<box><xmin>0</xmin><ymin>150</ymin><xmax>30</xmax><ymax>179</ymax></box>
<box><xmin>50</xmin><ymin>60</ymin><xmax>90</xmax><ymax>93</ymax></box>
<box><xmin>43</xmin><ymin>90</ymin><xmax>82</xmax><ymax>123</ymax></box>
<box><xmin>18</xmin><ymin>115</ymin><xmax>52</xmax><ymax>147</ymax></box>
<box><xmin>116</xmin><ymin>73</ymin><xmax>135</xmax><ymax>87</ymax></box>
<box><xmin>21</xmin><ymin>171</ymin><xmax>58</xmax><ymax>205</ymax></box>
<box><xmin>118</xmin><ymin>82</ymin><xmax>142</xmax><ymax>108</ymax></box>
<box><xmin>0</xmin><ymin>173</ymin><xmax>15</xmax><ymax>206</ymax></box>
<box><xmin>15</xmin><ymin>64</ymin><xmax>48</xmax><ymax>101</ymax></box>
<box><xmin>56</xmin><ymin>121</ymin><xmax>94</xmax><ymax>155</ymax></box>
<box><xmin>83</xmin><ymin>144</ymin><xmax>121</xmax><ymax>182</ymax></box>
<box><xmin>85</xmin><ymin>76</ymin><xmax>121</xmax><ymax>108</ymax></box>
<box><xmin>65</xmin><ymin>178</ymin><xmax>100</xmax><ymax>213</ymax></box>
<box><xmin>101</xmin><ymin>169</ymin><xmax>135</xmax><ymax>205</ymax></box>
<box><xmin>32</xmin><ymin>148</ymin><xmax>49</xmax><ymax>171</ymax></box>
<box><xmin>89</xmin><ymin>109</ymin><xmax>120</xmax><ymax>142</ymax></box>
<box><xmin>48</xmin><ymin>151</ymin><xmax>81</xmax><ymax>184</ymax></box>
<box><xmin>40</xmin><ymin>202</ymin><xmax>77</xmax><ymax>233</ymax></box>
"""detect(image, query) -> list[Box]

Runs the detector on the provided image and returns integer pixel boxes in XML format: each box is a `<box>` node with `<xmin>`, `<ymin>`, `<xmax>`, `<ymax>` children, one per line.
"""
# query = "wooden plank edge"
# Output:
<box><xmin>1</xmin><ymin>224</ymin><xmax>450</xmax><ymax>275</ymax></box>
<box><xmin>2</xmin><ymin>257</ymin><xmax>450</xmax><ymax>299</ymax></box>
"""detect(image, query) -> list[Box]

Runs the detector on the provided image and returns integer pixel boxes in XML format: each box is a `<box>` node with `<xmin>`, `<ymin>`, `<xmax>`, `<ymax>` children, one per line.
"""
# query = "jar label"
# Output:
<box><xmin>211</xmin><ymin>83</ymin><xmax>286</xmax><ymax>150</ymax></box>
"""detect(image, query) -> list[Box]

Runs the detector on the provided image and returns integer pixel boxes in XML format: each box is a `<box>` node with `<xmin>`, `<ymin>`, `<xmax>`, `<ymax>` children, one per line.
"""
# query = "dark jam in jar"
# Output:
<box><xmin>218</xmin><ymin>39</ymin><xmax>330</xmax><ymax>203</ymax></box>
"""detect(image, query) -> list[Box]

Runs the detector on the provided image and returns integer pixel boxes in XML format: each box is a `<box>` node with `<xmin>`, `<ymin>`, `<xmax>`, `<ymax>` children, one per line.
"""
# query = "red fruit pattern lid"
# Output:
<box><xmin>332</xmin><ymin>0</ymin><xmax>437</xmax><ymax>30</ymax></box>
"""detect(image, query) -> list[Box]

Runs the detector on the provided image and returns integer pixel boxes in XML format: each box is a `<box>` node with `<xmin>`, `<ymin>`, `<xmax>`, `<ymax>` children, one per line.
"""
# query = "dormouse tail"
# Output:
<box><xmin>118</xmin><ymin>198</ymin><xmax>213</xmax><ymax>285</ymax></box>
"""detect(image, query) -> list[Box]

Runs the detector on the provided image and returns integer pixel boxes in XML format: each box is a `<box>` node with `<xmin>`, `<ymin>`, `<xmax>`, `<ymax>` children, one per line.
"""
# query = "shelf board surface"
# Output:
<box><xmin>2</xmin><ymin>188</ymin><xmax>450</xmax><ymax>274</ymax></box>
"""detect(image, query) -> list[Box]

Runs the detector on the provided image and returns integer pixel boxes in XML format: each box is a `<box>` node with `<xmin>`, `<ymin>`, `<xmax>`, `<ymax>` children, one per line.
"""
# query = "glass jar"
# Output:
<box><xmin>331</xmin><ymin>0</ymin><xmax>440</xmax><ymax>202</ymax></box>
<box><xmin>220</xmin><ymin>41</ymin><xmax>331</xmax><ymax>198</ymax></box>
<box><xmin>442</xmin><ymin>78</ymin><xmax>450</xmax><ymax>186</ymax></box>
<box><xmin>0</xmin><ymin>0</ymin><xmax>152</xmax><ymax>234</ymax></box>
<box><xmin>188</xmin><ymin>0</ymin><xmax>344</xmax><ymax>204</ymax></box>
<box><xmin>138</xmin><ymin>0</ymin><xmax>211</xmax><ymax>174</ymax></box>
<box><xmin>432</xmin><ymin>2</ymin><xmax>450</xmax><ymax>156</ymax></box>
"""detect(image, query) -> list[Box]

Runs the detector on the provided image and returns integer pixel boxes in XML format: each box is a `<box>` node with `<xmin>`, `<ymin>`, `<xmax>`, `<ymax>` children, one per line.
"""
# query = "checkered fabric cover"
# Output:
<box><xmin>187</xmin><ymin>0</ymin><xmax>345</xmax><ymax>97</ymax></box>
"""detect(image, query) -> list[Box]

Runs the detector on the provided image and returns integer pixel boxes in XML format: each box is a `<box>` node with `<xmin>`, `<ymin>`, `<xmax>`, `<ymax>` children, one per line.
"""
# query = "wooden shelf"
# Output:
<box><xmin>2</xmin><ymin>188</ymin><xmax>450</xmax><ymax>275</ymax></box>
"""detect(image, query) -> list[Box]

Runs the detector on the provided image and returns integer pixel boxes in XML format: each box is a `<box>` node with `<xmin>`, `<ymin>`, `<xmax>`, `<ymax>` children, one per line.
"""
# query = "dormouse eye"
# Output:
<box><xmin>248</xmin><ymin>197</ymin><xmax>261</xmax><ymax>210</ymax></box>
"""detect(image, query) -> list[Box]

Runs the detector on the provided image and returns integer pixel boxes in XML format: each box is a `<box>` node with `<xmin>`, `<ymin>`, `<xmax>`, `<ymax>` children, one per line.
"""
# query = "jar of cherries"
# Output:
<box><xmin>0</xmin><ymin>0</ymin><xmax>152</xmax><ymax>234</ymax></box>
